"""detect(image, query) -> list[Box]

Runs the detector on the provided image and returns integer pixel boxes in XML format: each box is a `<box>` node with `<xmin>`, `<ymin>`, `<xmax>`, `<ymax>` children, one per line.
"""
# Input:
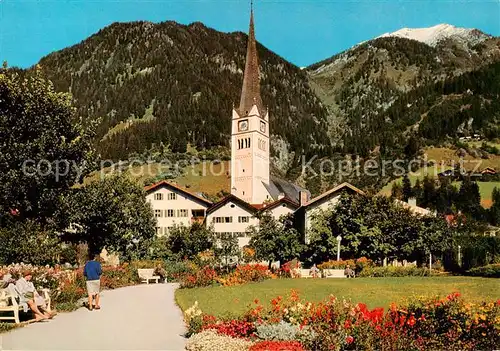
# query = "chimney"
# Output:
<box><xmin>408</xmin><ymin>197</ymin><xmax>417</xmax><ymax>207</ymax></box>
<box><xmin>300</xmin><ymin>191</ymin><xmax>309</xmax><ymax>206</ymax></box>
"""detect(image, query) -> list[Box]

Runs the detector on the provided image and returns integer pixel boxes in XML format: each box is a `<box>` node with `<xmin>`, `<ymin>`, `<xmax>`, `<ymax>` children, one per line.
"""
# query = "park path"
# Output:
<box><xmin>1</xmin><ymin>283</ymin><xmax>187</xmax><ymax>351</ymax></box>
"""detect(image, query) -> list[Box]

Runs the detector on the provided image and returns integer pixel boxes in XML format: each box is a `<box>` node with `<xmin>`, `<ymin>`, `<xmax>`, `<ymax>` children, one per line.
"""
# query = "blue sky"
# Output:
<box><xmin>1</xmin><ymin>0</ymin><xmax>499</xmax><ymax>68</ymax></box>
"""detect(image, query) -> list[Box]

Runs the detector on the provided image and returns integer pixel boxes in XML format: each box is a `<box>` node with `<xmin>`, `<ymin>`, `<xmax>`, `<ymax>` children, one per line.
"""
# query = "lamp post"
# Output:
<box><xmin>458</xmin><ymin>245</ymin><xmax>462</xmax><ymax>266</ymax></box>
<box><xmin>132</xmin><ymin>238</ymin><xmax>140</xmax><ymax>260</ymax></box>
<box><xmin>336</xmin><ymin>235</ymin><xmax>342</xmax><ymax>261</ymax></box>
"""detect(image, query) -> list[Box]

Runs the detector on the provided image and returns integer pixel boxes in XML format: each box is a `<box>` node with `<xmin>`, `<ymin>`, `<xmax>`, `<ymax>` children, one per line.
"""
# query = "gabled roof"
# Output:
<box><xmin>144</xmin><ymin>181</ymin><xmax>212</xmax><ymax>207</ymax></box>
<box><xmin>259</xmin><ymin>197</ymin><xmax>300</xmax><ymax>212</ymax></box>
<box><xmin>304</xmin><ymin>182</ymin><xmax>365</xmax><ymax>208</ymax></box>
<box><xmin>263</xmin><ymin>176</ymin><xmax>310</xmax><ymax>204</ymax></box>
<box><xmin>207</xmin><ymin>194</ymin><xmax>259</xmax><ymax>215</ymax></box>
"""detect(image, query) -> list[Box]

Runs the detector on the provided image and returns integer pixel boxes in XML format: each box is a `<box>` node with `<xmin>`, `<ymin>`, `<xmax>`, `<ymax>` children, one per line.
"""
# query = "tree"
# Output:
<box><xmin>165</xmin><ymin>222</ymin><xmax>214</xmax><ymax>260</ymax></box>
<box><xmin>0</xmin><ymin>219</ymin><xmax>61</xmax><ymax>265</ymax></box>
<box><xmin>0</xmin><ymin>69</ymin><xmax>96</xmax><ymax>223</ymax></box>
<box><xmin>391</xmin><ymin>182</ymin><xmax>403</xmax><ymax>199</ymax></box>
<box><xmin>214</xmin><ymin>234</ymin><xmax>240</xmax><ymax>268</ymax></box>
<box><xmin>63</xmin><ymin>175</ymin><xmax>156</xmax><ymax>259</ymax></box>
<box><xmin>457</xmin><ymin>178</ymin><xmax>484</xmax><ymax>221</ymax></box>
<box><xmin>489</xmin><ymin>187</ymin><xmax>500</xmax><ymax>226</ymax></box>
<box><xmin>249</xmin><ymin>213</ymin><xmax>303</xmax><ymax>267</ymax></box>
<box><xmin>402</xmin><ymin>175</ymin><xmax>413</xmax><ymax>201</ymax></box>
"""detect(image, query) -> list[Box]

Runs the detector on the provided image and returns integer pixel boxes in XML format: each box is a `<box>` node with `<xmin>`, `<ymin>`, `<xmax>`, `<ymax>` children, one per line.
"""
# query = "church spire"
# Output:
<box><xmin>238</xmin><ymin>4</ymin><xmax>265</xmax><ymax>116</ymax></box>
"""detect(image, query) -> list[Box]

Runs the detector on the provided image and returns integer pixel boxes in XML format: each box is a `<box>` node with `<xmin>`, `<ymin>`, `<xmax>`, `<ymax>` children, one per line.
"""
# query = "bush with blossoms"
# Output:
<box><xmin>184</xmin><ymin>290</ymin><xmax>500</xmax><ymax>351</ymax></box>
<box><xmin>180</xmin><ymin>264</ymin><xmax>274</xmax><ymax>288</ymax></box>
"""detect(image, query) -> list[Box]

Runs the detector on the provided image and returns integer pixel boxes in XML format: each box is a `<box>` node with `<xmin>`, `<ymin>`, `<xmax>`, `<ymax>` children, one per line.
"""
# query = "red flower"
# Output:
<box><xmin>346</xmin><ymin>336</ymin><xmax>354</xmax><ymax>344</ymax></box>
<box><xmin>408</xmin><ymin>315</ymin><xmax>416</xmax><ymax>327</ymax></box>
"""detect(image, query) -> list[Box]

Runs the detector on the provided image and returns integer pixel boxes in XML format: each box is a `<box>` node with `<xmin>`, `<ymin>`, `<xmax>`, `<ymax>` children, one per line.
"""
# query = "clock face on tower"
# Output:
<box><xmin>260</xmin><ymin>121</ymin><xmax>266</xmax><ymax>133</ymax></box>
<box><xmin>238</xmin><ymin>120</ymin><xmax>249</xmax><ymax>132</ymax></box>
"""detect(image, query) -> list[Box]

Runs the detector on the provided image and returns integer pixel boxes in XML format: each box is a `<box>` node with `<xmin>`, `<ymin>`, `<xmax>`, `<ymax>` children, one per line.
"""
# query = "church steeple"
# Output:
<box><xmin>238</xmin><ymin>5</ymin><xmax>265</xmax><ymax>117</ymax></box>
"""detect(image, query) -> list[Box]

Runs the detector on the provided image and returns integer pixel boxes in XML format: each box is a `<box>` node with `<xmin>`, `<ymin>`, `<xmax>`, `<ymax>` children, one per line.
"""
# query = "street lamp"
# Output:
<box><xmin>458</xmin><ymin>245</ymin><xmax>462</xmax><ymax>266</ymax></box>
<box><xmin>336</xmin><ymin>235</ymin><xmax>342</xmax><ymax>261</ymax></box>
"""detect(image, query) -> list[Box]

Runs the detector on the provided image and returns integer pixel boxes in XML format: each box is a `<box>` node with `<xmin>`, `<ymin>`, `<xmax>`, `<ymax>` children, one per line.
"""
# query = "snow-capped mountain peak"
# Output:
<box><xmin>378</xmin><ymin>24</ymin><xmax>490</xmax><ymax>47</ymax></box>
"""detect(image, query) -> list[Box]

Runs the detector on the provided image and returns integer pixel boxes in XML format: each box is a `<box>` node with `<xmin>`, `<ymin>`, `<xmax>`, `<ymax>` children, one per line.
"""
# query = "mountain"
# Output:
<box><xmin>36</xmin><ymin>21</ymin><xmax>331</xmax><ymax>163</ymax></box>
<box><xmin>307</xmin><ymin>25</ymin><xmax>500</xmax><ymax>156</ymax></box>
<box><xmin>378</xmin><ymin>24</ymin><xmax>491</xmax><ymax>48</ymax></box>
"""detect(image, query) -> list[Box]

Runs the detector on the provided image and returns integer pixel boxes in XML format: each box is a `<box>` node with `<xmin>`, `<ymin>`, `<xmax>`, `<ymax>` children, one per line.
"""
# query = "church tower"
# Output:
<box><xmin>231</xmin><ymin>6</ymin><xmax>270</xmax><ymax>204</ymax></box>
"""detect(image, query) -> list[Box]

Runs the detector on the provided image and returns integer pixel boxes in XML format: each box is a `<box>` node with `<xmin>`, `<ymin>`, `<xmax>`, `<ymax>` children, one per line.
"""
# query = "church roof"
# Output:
<box><xmin>263</xmin><ymin>176</ymin><xmax>310</xmax><ymax>204</ymax></box>
<box><xmin>238</xmin><ymin>9</ymin><xmax>266</xmax><ymax>117</ymax></box>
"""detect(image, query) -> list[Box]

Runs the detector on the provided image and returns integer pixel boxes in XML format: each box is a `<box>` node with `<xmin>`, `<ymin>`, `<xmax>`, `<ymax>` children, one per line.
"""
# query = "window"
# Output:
<box><xmin>156</xmin><ymin>227</ymin><xmax>162</xmax><ymax>235</ymax></box>
<box><xmin>154</xmin><ymin>193</ymin><xmax>164</xmax><ymax>200</ymax></box>
<box><xmin>154</xmin><ymin>210</ymin><xmax>163</xmax><ymax>218</ymax></box>
<box><xmin>234</xmin><ymin>232</ymin><xmax>246</xmax><ymax>238</ymax></box>
<box><xmin>213</xmin><ymin>217</ymin><xmax>232</xmax><ymax>223</ymax></box>
<box><xmin>237</xmin><ymin>138</ymin><xmax>251</xmax><ymax>149</ymax></box>
<box><xmin>177</xmin><ymin>209</ymin><xmax>189</xmax><ymax>217</ymax></box>
<box><xmin>238</xmin><ymin>216</ymin><xmax>250</xmax><ymax>223</ymax></box>
<box><xmin>166</xmin><ymin>209</ymin><xmax>175</xmax><ymax>217</ymax></box>
<box><xmin>258</xmin><ymin>139</ymin><xmax>266</xmax><ymax>151</ymax></box>
<box><xmin>167</xmin><ymin>193</ymin><xmax>177</xmax><ymax>200</ymax></box>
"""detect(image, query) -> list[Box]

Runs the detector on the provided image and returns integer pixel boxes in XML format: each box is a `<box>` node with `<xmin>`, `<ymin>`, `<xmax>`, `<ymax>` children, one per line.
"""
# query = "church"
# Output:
<box><xmin>145</xmin><ymin>8</ymin><xmax>367</xmax><ymax>247</ymax></box>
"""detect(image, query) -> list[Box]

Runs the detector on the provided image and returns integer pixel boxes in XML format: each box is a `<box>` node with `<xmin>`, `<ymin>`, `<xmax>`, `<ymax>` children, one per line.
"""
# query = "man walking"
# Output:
<box><xmin>84</xmin><ymin>253</ymin><xmax>102</xmax><ymax>311</ymax></box>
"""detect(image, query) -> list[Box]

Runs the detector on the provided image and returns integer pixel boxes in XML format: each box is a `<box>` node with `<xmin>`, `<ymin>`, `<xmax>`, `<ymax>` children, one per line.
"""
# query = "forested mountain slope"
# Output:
<box><xmin>37</xmin><ymin>21</ymin><xmax>331</xmax><ymax>161</ymax></box>
<box><xmin>308</xmin><ymin>29</ymin><xmax>500</xmax><ymax>156</ymax></box>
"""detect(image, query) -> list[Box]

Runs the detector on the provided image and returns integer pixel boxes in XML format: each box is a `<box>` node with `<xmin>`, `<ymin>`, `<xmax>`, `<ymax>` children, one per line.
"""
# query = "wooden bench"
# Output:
<box><xmin>137</xmin><ymin>269</ymin><xmax>160</xmax><ymax>284</ymax></box>
<box><xmin>0</xmin><ymin>287</ymin><xmax>51</xmax><ymax>324</ymax></box>
<box><xmin>322</xmin><ymin>269</ymin><xmax>346</xmax><ymax>278</ymax></box>
<box><xmin>299</xmin><ymin>269</ymin><xmax>320</xmax><ymax>278</ymax></box>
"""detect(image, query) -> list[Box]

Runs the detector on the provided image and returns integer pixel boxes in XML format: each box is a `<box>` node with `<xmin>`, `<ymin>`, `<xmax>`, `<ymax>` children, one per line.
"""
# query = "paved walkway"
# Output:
<box><xmin>1</xmin><ymin>283</ymin><xmax>186</xmax><ymax>351</ymax></box>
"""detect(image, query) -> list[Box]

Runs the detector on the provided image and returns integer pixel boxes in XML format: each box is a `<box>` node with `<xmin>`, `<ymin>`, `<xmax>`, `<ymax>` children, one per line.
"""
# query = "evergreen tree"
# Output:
<box><xmin>489</xmin><ymin>187</ymin><xmax>500</xmax><ymax>226</ymax></box>
<box><xmin>391</xmin><ymin>182</ymin><xmax>403</xmax><ymax>199</ymax></box>
<box><xmin>402</xmin><ymin>174</ymin><xmax>413</xmax><ymax>202</ymax></box>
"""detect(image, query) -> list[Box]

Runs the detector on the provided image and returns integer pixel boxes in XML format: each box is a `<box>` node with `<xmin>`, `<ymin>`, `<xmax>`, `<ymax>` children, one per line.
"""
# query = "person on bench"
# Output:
<box><xmin>344</xmin><ymin>264</ymin><xmax>355</xmax><ymax>278</ymax></box>
<box><xmin>16</xmin><ymin>271</ymin><xmax>53</xmax><ymax>321</ymax></box>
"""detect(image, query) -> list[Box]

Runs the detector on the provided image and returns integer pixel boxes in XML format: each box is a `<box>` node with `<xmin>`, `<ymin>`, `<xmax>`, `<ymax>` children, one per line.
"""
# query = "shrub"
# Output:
<box><xmin>317</xmin><ymin>259</ymin><xmax>355</xmax><ymax>270</ymax></box>
<box><xmin>318</xmin><ymin>257</ymin><xmax>374</xmax><ymax>273</ymax></box>
<box><xmin>249</xmin><ymin>341</ymin><xmax>304</xmax><ymax>351</ymax></box>
<box><xmin>180</xmin><ymin>266</ymin><xmax>218</xmax><ymax>289</ymax></box>
<box><xmin>466</xmin><ymin>263</ymin><xmax>500</xmax><ymax>278</ymax></box>
<box><xmin>202</xmin><ymin>319</ymin><xmax>256</xmax><ymax>338</ymax></box>
<box><xmin>256</xmin><ymin>321</ymin><xmax>301</xmax><ymax>341</ymax></box>
<box><xmin>358</xmin><ymin>266</ymin><xmax>431</xmax><ymax>277</ymax></box>
<box><xmin>218</xmin><ymin>264</ymin><xmax>271</xmax><ymax>286</ymax></box>
<box><xmin>185</xmin><ymin>330</ymin><xmax>254</xmax><ymax>351</ymax></box>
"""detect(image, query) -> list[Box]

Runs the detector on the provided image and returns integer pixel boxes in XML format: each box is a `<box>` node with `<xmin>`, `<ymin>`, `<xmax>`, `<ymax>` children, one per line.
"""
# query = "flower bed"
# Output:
<box><xmin>180</xmin><ymin>264</ymin><xmax>273</xmax><ymax>289</ymax></box>
<box><xmin>184</xmin><ymin>290</ymin><xmax>500</xmax><ymax>351</ymax></box>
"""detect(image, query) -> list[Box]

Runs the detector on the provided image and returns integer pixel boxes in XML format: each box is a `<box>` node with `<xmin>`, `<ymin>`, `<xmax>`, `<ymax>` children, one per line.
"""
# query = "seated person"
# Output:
<box><xmin>16</xmin><ymin>271</ymin><xmax>54</xmax><ymax>321</ymax></box>
<box><xmin>309</xmin><ymin>264</ymin><xmax>319</xmax><ymax>278</ymax></box>
<box><xmin>344</xmin><ymin>264</ymin><xmax>355</xmax><ymax>278</ymax></box>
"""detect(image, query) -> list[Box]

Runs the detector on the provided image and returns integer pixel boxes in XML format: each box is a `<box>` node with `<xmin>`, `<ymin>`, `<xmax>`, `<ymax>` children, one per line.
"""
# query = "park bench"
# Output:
<box><xmin>137</xmin><ymin>269</ymin><xmax>160</xmax><ymax>284</ymax></box>
<box><xmin>322</xmin><ymin>269</ymin><xmax>346</xmax><ymax>278</ymax></box>
<box><xmin>299</xmin><ymin>269</ymin><xmax>320</xmax><ymax>278</ymax></box>
<box><xmin>0</xmin><ymin>286</ymin><xmax>51</xmax><ymax>324</ymax></box>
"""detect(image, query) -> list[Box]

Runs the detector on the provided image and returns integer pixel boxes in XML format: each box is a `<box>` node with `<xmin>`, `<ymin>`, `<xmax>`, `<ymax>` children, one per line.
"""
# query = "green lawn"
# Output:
<box><xmin>175</xmin><ymin>277</ymin><xmax>500</xmax><ymax>318</ymax></box>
